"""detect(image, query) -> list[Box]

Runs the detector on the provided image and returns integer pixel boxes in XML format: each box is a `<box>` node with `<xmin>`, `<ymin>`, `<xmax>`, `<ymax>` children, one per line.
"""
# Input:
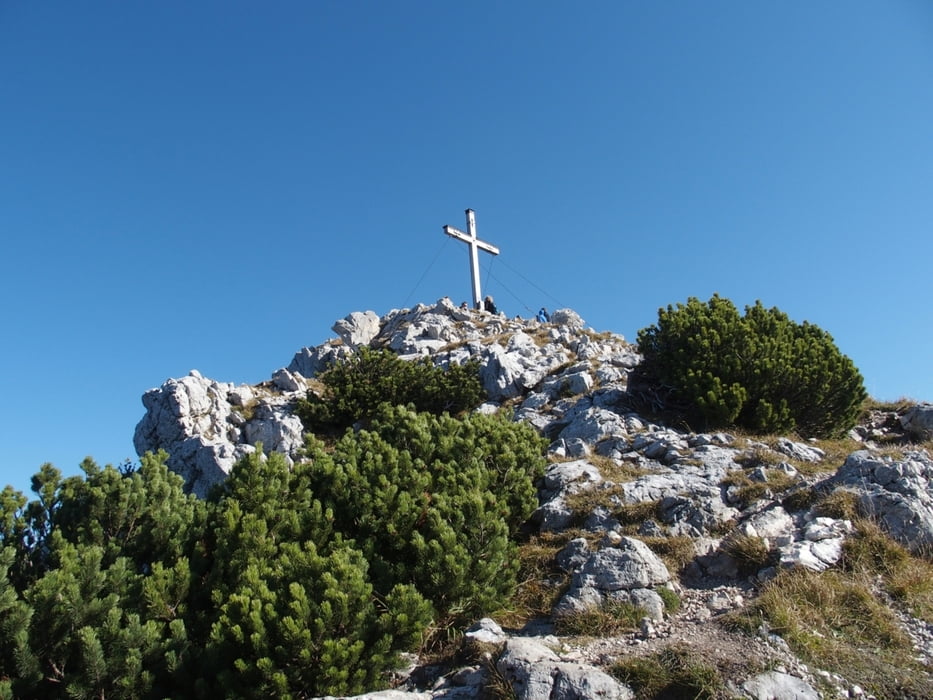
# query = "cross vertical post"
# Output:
<box><xmin>443</xmin><ymin>209</ymin><xmax>500</xmax><ymax>309</ymax></box>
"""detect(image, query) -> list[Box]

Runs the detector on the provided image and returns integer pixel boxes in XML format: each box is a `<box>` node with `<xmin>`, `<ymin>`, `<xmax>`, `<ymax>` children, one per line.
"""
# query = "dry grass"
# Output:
<box><xmin>724</xmin><ymin>558</ymin><xmax>933</xmax><ymax>698</ymax></box>
<box><xmin>610</xmin><ymin>644</ymin><xmax>726</xmax><ymax>700</ymax></box>
<box><xmin>842</xmin><ymin>519</ymin><xmax>933</xmax><ymax>623</ymax></box>
<box><xmin>733</xmin><ymin>430</ymin><xmax>861</xmax><ymax>476</ymax></box>
<box><xmin>780</xmin><ymin>485</ymin><xmax>821</xmax><ymax>513</ymax></box>
<box><xmin>640</xmin><ymin>535</ymin><xmax>697</xmax><ymax>577</ymax></box>
<box><xmin>493</xmin><ymin>532</ymin><xmax>577</xmax><ymax>628</ymax></box>
<box><xmin>614</xmin><ymin>499</ymin><xmax>663</xmax><ymax>527</ymax></box>
<box><xmin>553</xmin><ymin>598</ymin><xmax>644</xmax><ymax>637</ymax></box>
<box><xmin>812</xmin><ymin>489</ymin><xmax>861</xmax><ymax>521</ymax></box>
<box><xmin>722</xmin><ymin>534</ymin><xmax>773</xmax><ymax>576</ymax></box>
<box><xmin>861</xmin><ymin>396</ymin><xmax>918</xmax><ymax>414</ymax></box>
<box><xmin>586</xmin><ymin>455</ymin><xmax>650</xmax><ymax>484</ymax></box>
<box><xmin>563</xmin><ymin>484</ymin><xmax>626</xmax><ymax>522</ymax></box>
<box><xmin>816</xmin><ymin>436</ymin><xmax>866</xmax><ymax>466</ymax></box>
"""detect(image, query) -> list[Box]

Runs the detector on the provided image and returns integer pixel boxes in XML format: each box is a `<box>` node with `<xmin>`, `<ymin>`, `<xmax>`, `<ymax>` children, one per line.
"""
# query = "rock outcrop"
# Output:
<box><xmin>134</xmin><ymin>369</ymin><xmax>308</xmax><ymax>497</ymax></box>
<box><xmin>134</xmin><ymin>298</ymin><xmax>932</xmax><ymax>699</ymax></box>
<box><xmin>135</xmin><ymin>300</ymin><xmax>637</xmax><ymax>497</ymax></box>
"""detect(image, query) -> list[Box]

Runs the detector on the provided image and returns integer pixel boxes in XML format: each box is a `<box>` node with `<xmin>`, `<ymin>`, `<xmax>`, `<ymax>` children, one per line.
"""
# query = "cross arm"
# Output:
<box><xmin>443</xmin><ymin>225</ymin><xmax>500</xmax><ymax>255</ymax></box>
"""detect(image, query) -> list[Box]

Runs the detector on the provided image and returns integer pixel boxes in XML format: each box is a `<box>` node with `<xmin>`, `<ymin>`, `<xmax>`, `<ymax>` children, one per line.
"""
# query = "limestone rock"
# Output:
<box><xmin>555</xmin><ymin>537</ymin><xmax>671</xmax><ymax>620</ymax></box>
<box><xmin>549</xmin><ymin>308</ymin><xmax>585</xmax><ymax>331</ymax></box>
<box><xmin>557</xmin><ymin>407</ymin><xmax>627</xmax><ymax>444</ymax></box>
<box><xmin>496</xmin><ymin>638</ymin><xmax>634</xmax><ymax>700</ymax></box>
<box><xmin>901</xmin><ymin>403</ymin><xmax>933</xmax><ymax>440</ymax></box>
<box><xmin>134</xmin><ymin>370</ymin><xmax>307</xmax><ymax>497</ymax></box>
<box><xmin>830</xmin><ymin>450</ymin><xmax>933</xmax><ymax>552</ymax></box>
<box><xmin>464</xmin><ymin>618</ymin><xmax>506</xmax><ymax>645</ymax></box>
<box><xmin>332</xmin><ymin>310</ymin><xmax>381</xmax><ymax>348</ymax></box>
<box><xmin>287</xmin><ymin>343</ymin><xmax>353</xmax><ymax>378</ymax></box>
<box><xmin>742</xmin><ymin>671</ymin><xmax>819</xmax><ymax>700</ymax></box>
<box><xmin>774</xmin><ymin>437</ymin><xmax>825</xmax><ymax>463</ymax></box>
<box><xmin>479</xmin><ymin>343</ymin><xmax>528</xmax><ymax>400</ymax></box>
<box><xmin>130</xmin><ymin>297</ymin><xmax>933</xmax><ymax>695</ymax></box>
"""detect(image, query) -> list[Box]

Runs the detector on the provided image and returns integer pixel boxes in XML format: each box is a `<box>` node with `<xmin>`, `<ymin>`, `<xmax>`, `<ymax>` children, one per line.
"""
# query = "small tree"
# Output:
<box><xmin>636</xmin><ymin>295</ymin><xmax>866</xmax><ymax>437</ymax></box>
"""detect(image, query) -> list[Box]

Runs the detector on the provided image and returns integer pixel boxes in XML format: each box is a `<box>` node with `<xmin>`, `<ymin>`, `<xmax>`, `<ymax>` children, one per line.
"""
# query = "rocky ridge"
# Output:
<box><xmin>134</xmin><ymin>298</ymin><xmax>933</xmax><ymax>699</ymax></box>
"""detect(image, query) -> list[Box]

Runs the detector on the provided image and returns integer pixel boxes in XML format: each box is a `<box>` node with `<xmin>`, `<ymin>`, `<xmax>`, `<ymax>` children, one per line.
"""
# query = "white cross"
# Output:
<box><xmin>443</xmin><ymin>209</ymin><xmax>500</xmax><ymax>309</ymax></box>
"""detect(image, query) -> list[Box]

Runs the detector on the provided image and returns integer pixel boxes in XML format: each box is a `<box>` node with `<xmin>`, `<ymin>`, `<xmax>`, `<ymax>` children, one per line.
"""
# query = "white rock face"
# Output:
<box><xmin>496</xmin><ymin>638</ymin><xmax>634</xmax><ymax>700</ymax></box>
<box><xmin>774</xmin><ymin>437</ymin><xmax>825</xmax><ymax>463</ymax></box>
<box><xmin>742</xmin><ymin>671</ymin><xmax>820</xmax><ymax>700</ymax></box>
<box><xmin>555</xmin><ymin>537</ymin><xmax>671</xmax><ymax>621</ymax></box>
<box><xmin>332</xmin><ymin>310</ymin><xmax>381</xmax><ymax>347</ymax></box>
<box><xmin>830</xmin><ymin>449</ymin><xmax>933</xmax><ymax>552</ymax></box>
<box><xmin>901</xmin><ymin>403</ymin><xmax>933</xmax><ymax>439</ymax></box>
<box><xmin>137</xmin><ymin>300</ymin><xmax>638</xmax><ymax>498</ymax></box>
<box><xmin>134</xmin><ymin>369</ymin><xmax>307</xmax><ymax>497</ymax></box>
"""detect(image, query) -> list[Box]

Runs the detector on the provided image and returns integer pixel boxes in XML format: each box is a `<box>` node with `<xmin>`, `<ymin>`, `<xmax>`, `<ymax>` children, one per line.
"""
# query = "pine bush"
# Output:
<box><xmin>636</xmin><ymin>295</ymin><xmax>866</xmax><ymax>437</ymax></box>
<box><xmin>302</xmin><ymin>404</ymin><xmax>547</xmax><ymax>621</ymax></box>
<box><xmin>0</xmin><ymin>348</ymin><xmax>545</xmax><ymax>696</ymax></box>
<box><xmin>201</xmin><ymin>450</ymin><xmax>433</xmax><ymax>698</ymax></box>
<box><xmin>295</xmin><ymin>346</ymin><xmax>485</xmax><ymax>433</ymax></box>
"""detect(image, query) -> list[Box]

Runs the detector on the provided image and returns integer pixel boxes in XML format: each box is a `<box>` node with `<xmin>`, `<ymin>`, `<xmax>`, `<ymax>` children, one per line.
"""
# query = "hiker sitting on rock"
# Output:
<box><xmin>484</xmin><ymin>295</ymin><xmax>498</xmax><ymax>314</ymax></box>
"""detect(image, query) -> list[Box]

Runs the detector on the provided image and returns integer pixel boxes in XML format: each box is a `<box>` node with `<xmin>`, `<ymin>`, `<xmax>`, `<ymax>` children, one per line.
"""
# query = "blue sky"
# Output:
<box><xmin>2</xmin><ymin>2</ymin><xmax>931</xmax><ymax>495</ymax></box>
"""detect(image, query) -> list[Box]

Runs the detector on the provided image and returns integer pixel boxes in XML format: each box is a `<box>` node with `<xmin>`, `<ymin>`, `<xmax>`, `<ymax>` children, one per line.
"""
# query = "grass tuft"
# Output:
<box><xmin>493</xmin><ymin>533</ymin><xmax>574</xmax><ymax>628</ymax></box>
<box><xmin>721</xmin><ymin>534</ymin><xmax>772</xmax><ymax>576</ymax></box>
<box><xmin>842</xmin><ymin>519</ymin><xmax>933</xmax><ymax>623</ymax></box>
<box><xmin>813</xmin><ymin>489</ymin><xmax>861</xmax><ymax>521</ymax></box>
<box><xmin>554</xmin><ymin>598</ymin><xmax>644</xmax><ymax>637</ymax></box>
<box><xmin>610</xmin><ymin>644</ymin><xmax>724</xmax><ymax>700</ymax></box>
<box><xmin>723</xmin><ymin>565</ymin><xmax>933</xmax><ymax>698</ymax></box>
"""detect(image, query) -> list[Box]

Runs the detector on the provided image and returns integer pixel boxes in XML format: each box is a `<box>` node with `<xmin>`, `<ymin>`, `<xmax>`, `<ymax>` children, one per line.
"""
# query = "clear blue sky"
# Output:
<box><xmin>2</xmin><ymin>2</ymin><xmax>932</xmax><ymax>495</ymax></box>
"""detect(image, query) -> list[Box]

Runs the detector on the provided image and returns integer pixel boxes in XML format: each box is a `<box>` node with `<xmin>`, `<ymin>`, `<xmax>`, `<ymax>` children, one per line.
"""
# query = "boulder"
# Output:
<box><xmin>555</xmin><ymin>537</ymin><xmax>671</xmax><ymax>620</ymax></box>
<box><xmin>742</xmin><ymin>671</ymin><xmax>819</xmax><ymax>700</ymax></box>
<box><xmin>549</xmin><ymin>308</ymin><xmax>585</xmax><ymax>331</ymax></box>
<box><xmin>557</xmin><ymin>407</ymin><xmax>628</xmax><ymax>444</ymax></box>
<box><xmin>774</xmin><ymin>437</ymin><xmax>825</xmax><ymax>463</ymax></box>
<box><xmin>332</xmin><ymin>310</ymin><xmax>381</xmax><ymax>348</ymax></box>
<box><xmin>479</xmin><ymin>344</ymin><xmax>526</xmax><ymax>400</ymax></box>
<box><xmin>496</xmin><ymin>638</ymin><xmax>633</xmax><ymax>700</ymax></box>
<box><xmin>901</xmin><ymin>403</ymin><xmax>933</xmax><ymax>440</ymax></box>
<box><xmin>830</xmin><ymin>450</ymin><xmax>933</xmax><ymax>552</ymax></box>
<box><xmin>287</xmin><ymin>343</ymin><xmax>353</xmax><ymax>378</ymax></box>
<box><xmin>464</xmin><ymin>618</ymin><xmax>507</xmax><ymax>645</ymax></box>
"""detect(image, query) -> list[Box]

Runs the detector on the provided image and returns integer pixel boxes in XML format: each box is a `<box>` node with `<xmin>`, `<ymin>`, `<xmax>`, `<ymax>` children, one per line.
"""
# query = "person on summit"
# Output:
<box><xmin>484</xmin><ymin>295</ymin><xmax>498</xmax><ymax>314</ymax></box>
<box><xmin>537</xmin><ymin>307</ymin><xmax>550</xmax><ymax>323</ymax></box>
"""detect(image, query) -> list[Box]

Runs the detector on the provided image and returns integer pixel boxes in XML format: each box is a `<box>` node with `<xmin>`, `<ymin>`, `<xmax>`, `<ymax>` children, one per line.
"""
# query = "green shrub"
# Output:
<box><xmin>0</xmin><ymin>456</ymin><xmax>204</xmax><ymax>699</ymax></box>
<box><xmin>296</xmin><ymin>347</ymin><xmax>486</xmax><ymax>433</ymax></box>
<box><xmin>203</xmin><ymin>450</ymin><xmax>433</xmax><ymax>698</ymax></box>
<box><xmin>0</xmin><ymin>366</ymin><xmax>544</xmax><ymax>697</ymax></box>
<box><xmin>301</xmin><ymin>404</ymin><xmax>547</xmax><ymax>621</ymax></box>
<box><xmin>636</xmin><ymin>295</ymin><xmax>866</xmax><ymax>437</ymax></box>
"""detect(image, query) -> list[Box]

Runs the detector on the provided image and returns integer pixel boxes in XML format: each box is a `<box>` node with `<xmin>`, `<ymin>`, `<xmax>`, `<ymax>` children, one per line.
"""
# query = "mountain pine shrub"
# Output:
<box><xmin>636</xmin><ymin>295</ymin><xmax>866</xmax><ymax>437</ymax></box>
<box><xmin>296</xmin><ymin>346</ymin><xmax>485</xmax><ymax>433</ymax></box>
<box><xmin>201</xmin><ymin>449</ymin><xmax>433</xmax><ymax>698</ymax></box>
<box><xmin>302</xmin><ymin>404</ymin><xmax>547</xmax><ymax>621</ymax></box>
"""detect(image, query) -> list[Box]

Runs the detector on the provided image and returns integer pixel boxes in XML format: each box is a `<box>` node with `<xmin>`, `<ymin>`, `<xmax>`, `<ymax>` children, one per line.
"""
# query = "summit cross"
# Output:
<box><xmin>443</xmin><ymin>209</ymin><xmax>500</xmax><ymax>309</ymax></box>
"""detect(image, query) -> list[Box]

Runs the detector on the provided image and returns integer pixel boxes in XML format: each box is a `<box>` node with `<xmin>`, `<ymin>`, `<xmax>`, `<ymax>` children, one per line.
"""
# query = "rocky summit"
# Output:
<box><xmin>135</xmin><ymin>298</ymin><xmax>933</xmax><ymax>699</ymax></box>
